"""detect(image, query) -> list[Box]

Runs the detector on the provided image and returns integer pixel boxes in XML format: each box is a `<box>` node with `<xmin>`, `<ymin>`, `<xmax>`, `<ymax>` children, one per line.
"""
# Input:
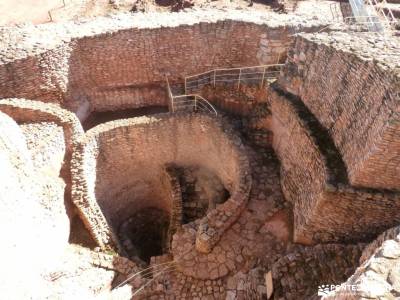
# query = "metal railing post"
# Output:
<box><xmin>165</xmin><ymin>75</ymin><xmax>175</xmax><ymax>113</ymax></box>
<box><xmin>260</xmin><ymin>67</ymin><xmax>266</xmax><ymax>88</ymax></box>
<box><xmin>184</xmin><ymin>77</ymin><xmax>187</xmax><ymax>94</ymax></box>
<box><xmin>213</xmin><ymin>70</ymin><xmax>216</xmax><ymax>87</ymax></box>
<box><xmin>237</xmin><ymin>69</ymin><xmax>242</xmax><ymax>89</ymax></box>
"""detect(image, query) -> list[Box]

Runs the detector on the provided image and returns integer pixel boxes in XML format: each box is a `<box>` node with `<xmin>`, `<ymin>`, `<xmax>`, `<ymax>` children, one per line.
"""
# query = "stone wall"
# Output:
<box><xmin>0</xmin><ymin>98</ymin><xmax>83</xmax><ymax>153</ymax></box>
<box><xmin>173</xmin><ymin>166</ymin><xmax>230</xmax><ymax>223</ymax></box>
<box><xmin>0</xmin><ymin>10</ymin><xmax>326</xmax><ymax>120</ymax></box>
<box><xmin>162</xmin><ymin>165</ymin><xmax>183</xmax><ymax>247</ymax></box>
<box><xmin>278</xmin><ymin>31</ymin><xmax>400</xmax><ymax>190</ymax></box>
<box><xmin>270</xmin><ymin>243</ymin><xmax>364</xmax><ymax>300</ymax></box>
<box><xmin>200</xmin><ymin>85</ymin><xmax>269</xmax><ymax>116</ymax></box>
<box><xmin>270</xmin><ymin>88</ymin><xmax>328</xmax><ymax>244</ymax></box>
<box><xmin>0</xmin><ymin>102</ymin><xmax>82</xmax><ymax>298</ymax></box>
<box><xmin>0</xmin><ymin>98</ymin><xmax>86</xmax><ymax>225</ymax></box>
<box><xmin>0</xmin><ymin>43</ymin><xmax>72</xmax><ymax>104</ymax></box>
<box><xmin>360</xmin><ymin>225</ymin><xmax>400</xmax><ymax>264</ymax></box>
<box><xmin>200</xmin><ymin>84</ymin><xmax>274</xmax><ymax>148</ymax></box>
<box><xmin>0</xmin><ymin>111</ymin><xmax>47</xmax><ymax>299</ymax></box>
<box><xmin>72</xmin><ymin>113</ymin><xmax>251</xmax><ymax>254</ymax></box>
<box><xmin>325</xmin><ymin>226</ymin><xmax>400</xmax><ymax>299</ymax></box>
<box><xmin>269</xmin><ymin>88</ymin><xmax>400</xmax><ymax>244</ymax></box>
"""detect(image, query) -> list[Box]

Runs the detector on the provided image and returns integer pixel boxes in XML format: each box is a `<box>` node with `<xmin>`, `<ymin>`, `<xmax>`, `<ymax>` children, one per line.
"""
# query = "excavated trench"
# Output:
<box><xmin>74</xmin><ymin>113</ymin><xmax>247</xmax><ymax>265</ymax></box>
<box><xmin>116</xmin><ymin>165</ymin><xmax>231</xmax><ymax>264</ymax></box>
<box><xmin>118</xmin><ymin>207</ymin><xmax>170</xmax><ymax>264</ymax></box>
<box><xmin>82</xmin><ymin>106</ymin><xmax>168</xmax><ymax>131</ymax></box>
<box><xmin>177</xmin><ymin>166</ymin><xmax>230</xmax><ymax>224</ymax></box>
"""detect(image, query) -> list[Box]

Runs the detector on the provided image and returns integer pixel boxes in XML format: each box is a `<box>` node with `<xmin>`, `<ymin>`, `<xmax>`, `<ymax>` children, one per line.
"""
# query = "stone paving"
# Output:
<box><xmin>1</xmin><ymin>8</ymin><xmax>399</xmax><ymax>299</ymax></box>
<box><xmin>130</xmin><ymin>118</ymin><xmax>292</xmax><ymax>298</ymax></box>
<box><xmin>325</xmin><ymin>226</ymin><xmax>400</xmax><ymax>299</ymax></box>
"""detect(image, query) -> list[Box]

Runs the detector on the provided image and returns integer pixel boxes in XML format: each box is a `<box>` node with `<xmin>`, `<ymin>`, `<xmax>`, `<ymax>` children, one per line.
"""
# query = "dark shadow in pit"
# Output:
<box><xmin>176</xmin><ymin>166</ymin><xmax>231</xmax><ymax>224</ymax></box>
<box><xmin>68</xmin><ymin>214</ymin><xmax>98</xmax><ymax>249</ymax></box>
<box><xmin>82</xmin><ymin>106</ymin><xmax>169</xmax><ymax>131</ymax></box>
<box><xmin>119</xmin><ymin>207</ymin><xmax>170</xmax><ymax>265</ymax></box>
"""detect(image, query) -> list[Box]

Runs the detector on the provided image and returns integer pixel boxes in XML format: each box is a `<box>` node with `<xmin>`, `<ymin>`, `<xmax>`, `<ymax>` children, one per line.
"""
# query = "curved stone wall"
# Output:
<box><xmin>0</xmin><ymin>100</ymin><xmax>84</xmax><ymax>298</ymax></box>
<box><xmin>360</xmin><ymin>226</ymin><xmax>400</xmax><ymax>265</ymax></box>
<box><xmin>270</xmin><ymin>88</ymin><xmax>400</xmax><ymax>244</ymax></box>
<box><xmin>279</xmin><ymin>32</ymin><xmax>400</xmax><ymax>190</ymax></box>
<box><xmin>270</xmin><ymin>243</ymin><xmax>364</xmax><ymax>300</ymax></box>
<box><xmin>0</xmin><ymin>111</ymin><xmax>49</xmax><ymax>298</ymax></box>
<box><xmin>0</xmin><ymin>98</ymin><xmax>87</xmax><ymax>245</ymax></box>
<box><xmin>0</xmin><ymin>10</ymin><xmax>326</xmax><ymax>121</ymax></box>
<box><xmin>71</xmin><ymin>113</ymin><xmax>251</xmax><ymax>255</ymax></box>
<box><xmin>326</xmin><ymin>226</ymin><xmax>400</xmax><ymax>299</ymax></box>
<box><xmin>0</xmin><ymin>98</ymin><xmax>84</xmax><ymax>153</ymax></box>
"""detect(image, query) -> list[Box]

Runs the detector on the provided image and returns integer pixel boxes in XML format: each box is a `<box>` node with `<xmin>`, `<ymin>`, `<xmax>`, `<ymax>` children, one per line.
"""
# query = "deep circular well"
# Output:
<box><xmin>72</xmin><ymin>112</ymin><xmax>251</xmax><ymax>263</ymax></box>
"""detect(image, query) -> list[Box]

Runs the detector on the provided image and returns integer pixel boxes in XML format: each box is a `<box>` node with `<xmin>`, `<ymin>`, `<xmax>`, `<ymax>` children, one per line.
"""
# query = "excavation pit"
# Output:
<box><xmin>82</xmin><ymin>106</ymin><xmax>168</xmax><ymax>131</ymax></box>
<box><xmin>4</xmin><ymin>5</ymin><xmax>397</xmax><ymax>298</ymax></box>
<box><xmin>72</xmin><ymin>113</ymin><xmax>251</xmax><ymax>257</ymax></box>
<box><xmin>177</xmin><ymin>166</ymin><xmax>231</xmax><ymax>224</ymax></box>
<box><xmin>119</xmin><ymin>207</ymin><xmax>170</xmax><ymax>264</ymax></box>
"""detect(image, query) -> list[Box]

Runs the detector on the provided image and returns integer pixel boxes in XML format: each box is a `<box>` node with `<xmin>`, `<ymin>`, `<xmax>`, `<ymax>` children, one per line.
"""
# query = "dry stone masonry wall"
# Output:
<box><xmin>325</xmin><ymin>226</ymin><xmax>400</xmax><ymax>299</ymax></box>
<box><xmin>72</xmin><ymin>113</ymin><xmax>251</xmax><ymax>259</ymax></box>
<box><xmin>279</xmin><ymin>32</ymin><xmax>400</xmax><ymax>191</ymax></box>
<box><xmin>0</xmin><ymin>101</ymin><xmax>85</xmax><ymax>298</ymax></box>
<box><xmin>269</xmin><ymin>84</ymin><xmax>400</xmax><ymax>244</ymax></box>
<box><xmin>0</xmin><ymin>10</ymin><xmax>326</xmax><ymax>121</ymax></box>
<box><xmin>271</xmin><ymin>243</ymin><xmax>364</xmax><ymax>300</ymax></box>
<box><xmin>268</xmin><ymin>32</ymin><xmax>400</xmax><ymax>245</ymax></box>
<box><xmin>0</xmin><ymin>98</ymin><xmax>84</xmax><ymax>153</ymax></box>
<box><xmin>2</xmin><ymin>7</ymin><xmax>400</xmax><ymax>299</ymax></box>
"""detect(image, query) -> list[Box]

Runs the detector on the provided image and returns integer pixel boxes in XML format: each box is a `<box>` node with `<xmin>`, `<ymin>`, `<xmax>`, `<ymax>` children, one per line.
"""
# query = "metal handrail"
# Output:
<box><xmin>47</xmin><ymin>0</ymin><xmax>68</xmax><ymax>22</ymax></box>
<box><xmin>184</xmin><ymin>64</ymin><xmax>284</xmax><ymax>94</ymax></box>
<box><xmin>330</xmin><ymin>2</ymin><xmax>343</xmax><ymax>21</ymax></box>
<box><xmin>367</xmin><ymin>0</ymin><xmax>397</xmax><ymax>25</ymax></box>
<box><xmin>185</xmin><ymin>72</ymin><xmax>281</xmax><ymax>84</ymax></box>
<box><xmin>172</xmin><ymin>94</ymin><xmax>218</xmax><ymax>116</ymax></box>
<box><xmin>318</xmin><ymin>14</ymin><xmax>398</xmax><ymax>35</ymax></box>
<box><xmin>347</xmin><ymin>0</ymin><xmax>397</xmax><ymax>32</ymax></box>
<box><xmin>165</xmin><ymin>75</ymin><xmax>174</xmax><ymax>112</ymax></box>
<box><xmin>344</xmin><ymin>15</ymin><xmax>397</xmax><ymax>24</ymax></box>
<box><xmin>343</xmin><ymin>15</ymin><xmax>398</xmax><ymax>33</ymax></box>
<box><xmin>165</xmin><ymin>76</ymin><xmax>217</xmax><ymax>116</ymax></box>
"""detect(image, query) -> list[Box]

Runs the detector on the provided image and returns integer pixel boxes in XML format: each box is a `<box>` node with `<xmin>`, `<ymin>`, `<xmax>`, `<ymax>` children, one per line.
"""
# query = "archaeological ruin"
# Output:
<box><xmin>0</xmin><ymin>0</ymin><xmax>399</xmax><ymax>299</ymax></box>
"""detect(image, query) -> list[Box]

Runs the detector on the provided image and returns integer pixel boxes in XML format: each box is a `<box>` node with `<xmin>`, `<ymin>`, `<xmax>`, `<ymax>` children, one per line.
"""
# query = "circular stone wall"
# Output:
<box><xmin>72</xmin><ymin>113</ymin><xmax>251</xmax><ymax>257</ymax></box>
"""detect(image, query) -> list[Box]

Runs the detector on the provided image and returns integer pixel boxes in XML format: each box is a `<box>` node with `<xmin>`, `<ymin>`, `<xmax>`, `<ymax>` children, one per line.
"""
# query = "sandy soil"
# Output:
<box><xmin>0</xmin><ymin>0</ymin><xmax>284</xmax><ymax>26</ymax></box>
<box><xmin>0</xmin><ymin>0</ymin><xmax>64</xmax><ymax>25</ymax></box>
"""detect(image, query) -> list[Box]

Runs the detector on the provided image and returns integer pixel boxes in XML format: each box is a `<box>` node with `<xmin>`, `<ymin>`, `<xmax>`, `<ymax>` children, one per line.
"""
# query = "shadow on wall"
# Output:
<box><xmin>176</xmin><ymin>166</ymin><xmax>231</xmax><ymax>224</ymax></box>
<box><xmin>0</xmin><ymin>17</ymin><xmax>301</xmax><ymax>122</ymax></box>
<box><xmin>71</xmin><ymin>113</ymin><xmax>251</xmax><ymax>257</ymax></box>
<box><xmin>63</xmin><ymin>22</ymin><xmax>271</xmax><ymax>122</ymax></box>
<box><xmin>91</xmin><ymin>114</ymin><xmax>241</xmax><ymax>243</ymax></box>
<box><xmin>82</xmin><ymin>106</ymin><xmax>169</xmax><ymax>131</ymax></box>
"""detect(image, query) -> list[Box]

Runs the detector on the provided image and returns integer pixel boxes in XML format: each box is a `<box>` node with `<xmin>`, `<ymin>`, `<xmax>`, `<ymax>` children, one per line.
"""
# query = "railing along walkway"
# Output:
<box><xmin>165</xmin><ymin>64</ymin><xmax>284</xmax><ymax>116</ymax></box>
<box><xmin>184</xmin><ymin>64</ymin><xmax>284</xmax><ymax>94</ymax></box>
<box><xmin>329</xmin><ymin>0</ymin><xmax>398</xmax><ymax>34</ymax></box>
<box><xmin>165</xmin><ymin>76</ymin><xmax>217</xmax><ymax>116</ymax></box>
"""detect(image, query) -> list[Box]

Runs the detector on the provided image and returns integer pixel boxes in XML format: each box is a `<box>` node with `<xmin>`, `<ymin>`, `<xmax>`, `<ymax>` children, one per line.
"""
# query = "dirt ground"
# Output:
<box><xmin>0</xmin><ymin>0</ymin><xmax>298</xmax><ymax>25</ymax></box>
<box><xmin>0</xmin><ymin>0</ymin><xmax>64</xmax><ymax>25</ymax></box>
